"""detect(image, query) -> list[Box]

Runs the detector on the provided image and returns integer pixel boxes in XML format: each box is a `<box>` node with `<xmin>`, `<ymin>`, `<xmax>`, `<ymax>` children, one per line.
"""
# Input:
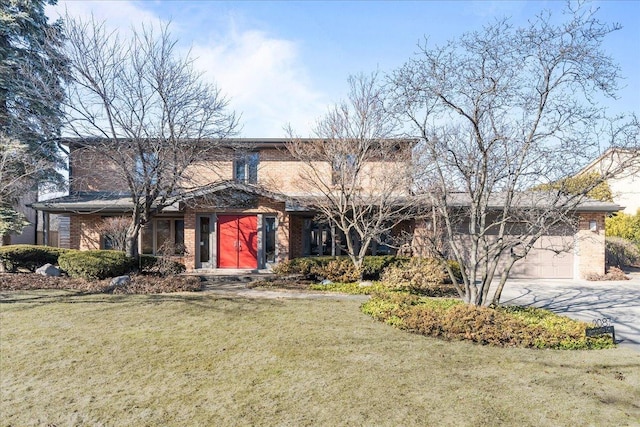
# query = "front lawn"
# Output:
<box><xmin>1</xmin><ymin>291</ymin><xmax>639</xmax><ymax>426</ymax></box>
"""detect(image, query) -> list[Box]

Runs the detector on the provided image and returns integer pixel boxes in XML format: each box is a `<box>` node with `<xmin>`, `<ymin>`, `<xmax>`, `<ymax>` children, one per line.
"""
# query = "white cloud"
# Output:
<box><xmin>47</xmin><ymin>1</ymin><xmax>327</xmax><ymax>138</ymax></box>
<box><xmin>191</xmin><ymin>29</ymin><xmax>326</xmax><ymax>137</ymax></box>
<box><xmin>47</xmin><ymin>0</ymin><xmax>162</xmax><ymax>31</ymax></box>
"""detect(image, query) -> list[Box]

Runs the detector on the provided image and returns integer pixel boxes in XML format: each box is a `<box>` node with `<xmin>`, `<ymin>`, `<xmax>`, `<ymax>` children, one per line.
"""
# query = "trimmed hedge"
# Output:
<box><xmin>273</xmin><ymin>255</ymin><xmax>461</xmax><ymax>284</ymax></box>
<box><xmin>381</xmin><ymin>258</ymin><xmax>447</xmax><ymax>291</ymax></box>
<box><xmin>362</xmin><ymin>293</ymin><xmax>615</xmax><ymax>349</ymax></box>
<box><xmin>0</xmin><ymin>245</ymin><xmax>68</xmax><ymax>272</ymax></box>
<box><xmin>273</xmin><ymin>256</ymin><xmax>411</xmax><ymax>281</ymax></box>
<box><xmin>58</xmin><ymin>250</ymin><xmax>137</xmax><ymax>280</ymax></box>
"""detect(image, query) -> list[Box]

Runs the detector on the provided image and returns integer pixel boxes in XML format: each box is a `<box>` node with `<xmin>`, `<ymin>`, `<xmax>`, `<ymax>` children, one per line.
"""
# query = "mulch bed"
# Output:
<box><xmin>0</xmin><ymin>273</ymin><xmax>203</xmax><ymax>294</ymax></box>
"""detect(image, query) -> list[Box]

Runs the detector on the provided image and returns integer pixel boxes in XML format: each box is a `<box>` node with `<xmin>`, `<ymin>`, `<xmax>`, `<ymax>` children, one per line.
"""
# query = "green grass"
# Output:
<box><xmin>1</xmin><ymin>290</ymin><xmax>639</xmax><ymax>426</ymax></box>
<box><xmin>309</xmin><ymin>281</ymin><xmax>389</xmax><ymax>294</ymax></box>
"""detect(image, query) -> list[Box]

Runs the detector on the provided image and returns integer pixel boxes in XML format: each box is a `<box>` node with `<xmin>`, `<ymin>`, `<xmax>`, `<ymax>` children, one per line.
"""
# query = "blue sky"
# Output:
<box><xmin>49</xmin><ymin>0</ymin><xmax>640</xmax><ymax>137</ymax></box>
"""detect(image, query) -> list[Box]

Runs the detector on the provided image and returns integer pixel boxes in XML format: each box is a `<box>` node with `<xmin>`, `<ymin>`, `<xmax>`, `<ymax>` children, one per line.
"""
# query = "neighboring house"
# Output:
<box><xmin>579</xmin><ymin>147</ymin><xmax>640</xmax><ymax>214</ymax></box>
<box><xmin>32</xmin><ymin>138</ymin><xmax>620</xmax><ymax>279</ymax></box>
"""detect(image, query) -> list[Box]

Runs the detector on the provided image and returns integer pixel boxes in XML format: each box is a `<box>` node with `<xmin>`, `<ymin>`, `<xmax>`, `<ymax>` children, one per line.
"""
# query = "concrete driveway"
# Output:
<box><xmin>497</xmin><ymin>272</ymin><xmax>640</xmax><ymax>351</ymax></box>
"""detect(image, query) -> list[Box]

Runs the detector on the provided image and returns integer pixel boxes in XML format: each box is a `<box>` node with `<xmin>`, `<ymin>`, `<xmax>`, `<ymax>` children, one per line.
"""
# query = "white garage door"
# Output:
<box><xmin>510</xmin><ymin>236</ymin><xmax>574</xmax><ymax>279</ymax></box>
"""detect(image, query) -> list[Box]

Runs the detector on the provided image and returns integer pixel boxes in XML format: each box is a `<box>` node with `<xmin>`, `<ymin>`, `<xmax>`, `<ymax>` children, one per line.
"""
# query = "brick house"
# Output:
<box><xmin>32</xmin><ymin>138</ymin><xmax>620</xmax><ymax>278</ymax></box>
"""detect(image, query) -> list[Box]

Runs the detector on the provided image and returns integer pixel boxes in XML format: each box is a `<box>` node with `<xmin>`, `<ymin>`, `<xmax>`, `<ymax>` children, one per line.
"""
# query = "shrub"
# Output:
<box><xmin>312</xmin><ymin>258</ymin><xmax>360</xmax><ymax>283</ymax></box>
<box><xmin>361</xmin><ymin>256</ymin><xmax>410</xmax><ymax>279</ymax></box>
<box><xmin>0</xmin><ymin>245</ymin><xmax>68</xmax><ymax>272</ymax></box>
<box><xmin>361</xmin><ymin>294</ymin><xmax>615</xmax><ymax>349</ymax></box>
<box><xmin>272</xmin><ymin>257</ymin><xmax>327</xmax><ymax>277</ymax></box>
<box><xmin>585</xmin><ymin>266</ymin><xmax>629</xmax><ymax>281</ymax></box>
<box><xmin>95</xmin><ymin>217</ymin><xmax>130</xmax><ymax>251</ymax></box>
<box><xmin>272</xmin><ymin>256</ymin><xmax>411</xmax><ymax>281</ymax></box>
<box><xmin>58</xmin><ymin>250</ymin><xmax>137</xmax><ymax>280</ymax></box>
<box><xmin>381</xmin><ymin>257</ymin><xmax>447</xmax><ymax>291</ymax></box>
<box><xmin>605</xmin><ymin>210</ymin><xmax>640</xmax><ymax>243</ymax></box>
<box><xmin>139</xmin><ymin>254</ymin><xmax>186</xmax><ymax>276</ymax></box>
<box><xmin>605</xmin><ymin>236</ymin><xmax>640</xmax><ymax>267</ymax></box>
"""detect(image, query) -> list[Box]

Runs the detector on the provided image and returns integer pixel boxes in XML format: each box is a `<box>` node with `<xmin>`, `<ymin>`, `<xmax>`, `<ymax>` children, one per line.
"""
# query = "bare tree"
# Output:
<box><xmin>388</xmin><ymin>4</ymin><xmax>640</xmax><ymax>305</ymax></box>
<box><xmin>286</xmin><ymin>73</ymin><xmax>416</xmax><ymax>273</ymax></box>
<box><xmin>63</xmin><ymin>17</ymin><xmax>239</xmax><ymax>257</ymax></box>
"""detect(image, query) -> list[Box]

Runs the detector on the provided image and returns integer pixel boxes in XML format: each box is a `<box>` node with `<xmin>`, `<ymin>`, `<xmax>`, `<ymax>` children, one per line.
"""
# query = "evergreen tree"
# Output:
<box><xmin>0</xmin><ymin>0</ymin><xmax>68</xmax><ymax>238</ymax></box>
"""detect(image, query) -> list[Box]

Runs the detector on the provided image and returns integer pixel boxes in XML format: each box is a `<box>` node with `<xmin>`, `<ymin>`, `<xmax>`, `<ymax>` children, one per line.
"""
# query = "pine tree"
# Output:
<box><xmin>0</xmin><ymin>0</ymin><xmax>68</xmax><ymax>238</ymax></box>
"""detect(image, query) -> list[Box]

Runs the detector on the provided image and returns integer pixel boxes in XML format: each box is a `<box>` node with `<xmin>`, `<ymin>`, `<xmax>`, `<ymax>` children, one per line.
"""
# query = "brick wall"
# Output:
<box><xmin>70</xmin><ymin>146</ymin><xmax>128</xmax><ymax>192</ymax></box>
<box><xmin>288</xmin><ymin>215</ymin><xmax>305</xmax><ymax>259</ymax></box>
<box><xmin>70</xmin><ymin>144</ymin><xmax>411</xmax><ymax>196</ymax></box>
<box><xmin>69</xmin><ymin>214</ymin><xmax>102</xmax><ymax>250</ymax></box>
<box><xmin>183</xmin><ymin>208</ymin><xmax>197</xmax><ymax>270</ymax></box>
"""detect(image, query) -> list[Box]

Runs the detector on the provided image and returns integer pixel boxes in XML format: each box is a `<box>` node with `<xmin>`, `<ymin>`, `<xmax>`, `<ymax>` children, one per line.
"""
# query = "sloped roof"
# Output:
<box><xmin>419</xmin><ymin>191</ymin><xmax>622</xmax><ymax>212</ymax></box>
<box><xmin>32</xmin><ymin>187</ymin><xmax>622</xmax><ymax>214</ymax></box>
<box><xmin>30</xmin><ymin>182</ymin><xmax>287</xmax><ymax>214</ymax></box>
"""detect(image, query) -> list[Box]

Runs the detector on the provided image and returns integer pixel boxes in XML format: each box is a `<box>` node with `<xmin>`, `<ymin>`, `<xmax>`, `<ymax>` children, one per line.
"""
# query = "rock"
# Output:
<box><xmin>321</xmin><ymin>279</ymin><xmax>333</xmax><ymax>285</ymax></box>
<box><xmin>358</xmin><ymin>281</ymin><xmax>373</xmax><ymax>288</ymax></box>
<box><xmin>36</xmin><ymin>263</ymin><xmax>61</xmax><ymax>277</ymax></box>
<box><xmin>110</xmin><ymin>275</ymin><xmax>131</xmax><ymax>287</ymax></box>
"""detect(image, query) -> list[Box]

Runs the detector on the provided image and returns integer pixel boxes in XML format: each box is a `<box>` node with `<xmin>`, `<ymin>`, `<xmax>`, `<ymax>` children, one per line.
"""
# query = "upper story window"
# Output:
<box><xmin>331</xmin><ymin>153</ymin><xmax>357</xmax><ymax>185</ymax></box>
<box><xmin>135</xmin><ymin>152</ymin><xmax>159</xmax><ymax>185</ymax></box>
<box><xmin>234</xmin><ymin>152</ymin><xmax>259</xmax><ymax>184</ymax></box>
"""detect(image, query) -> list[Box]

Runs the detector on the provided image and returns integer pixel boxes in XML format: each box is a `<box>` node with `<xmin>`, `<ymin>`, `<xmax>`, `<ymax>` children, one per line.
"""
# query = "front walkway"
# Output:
<box><xmin>198</xmin><ymin>273</ymin><xmax>368</xmax><ymax>301</ymax></box>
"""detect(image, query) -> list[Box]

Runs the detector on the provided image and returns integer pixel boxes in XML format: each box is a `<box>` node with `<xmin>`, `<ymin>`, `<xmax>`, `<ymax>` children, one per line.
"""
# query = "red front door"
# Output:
<box><xmin>217</xmin><ymin>215</ymin><xmax>258</xmax><ymax>269</ymax></box>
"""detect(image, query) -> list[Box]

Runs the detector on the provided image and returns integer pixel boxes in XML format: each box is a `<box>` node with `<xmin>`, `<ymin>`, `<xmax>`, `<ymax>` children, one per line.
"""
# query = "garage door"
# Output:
<box><xmin>509</xmin><ymin>236</ymin><xmax>574</xmax><ymax>279</ymax></box>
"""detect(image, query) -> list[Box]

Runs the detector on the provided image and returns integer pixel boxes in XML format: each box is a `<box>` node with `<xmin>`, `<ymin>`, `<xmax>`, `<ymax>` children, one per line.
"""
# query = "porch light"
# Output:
<box><xmin>589</xmin><ymin>220</ymin><xmax>597</xmax><ymax>232</ymax></box>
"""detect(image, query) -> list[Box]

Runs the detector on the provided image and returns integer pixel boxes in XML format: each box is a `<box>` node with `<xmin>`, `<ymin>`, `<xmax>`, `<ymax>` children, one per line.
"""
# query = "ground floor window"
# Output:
<box><xmin>301</xmin><ymin>218</ymin><xmax>397</xmax><ymax>257</ymax></box>
<box><xmin>141</xmin><ymin>218</ymin><xmax>185</xmax><ymax>255</ymax></box>
<box><xmin>303</xmin><ymin>219</ymin><xmax>333</xmax><ymax>256</ymax></box>
<box><xmin>264</xmin><ymin>216</ymin><xmax>277</xmax><ymax>263</ymax></box>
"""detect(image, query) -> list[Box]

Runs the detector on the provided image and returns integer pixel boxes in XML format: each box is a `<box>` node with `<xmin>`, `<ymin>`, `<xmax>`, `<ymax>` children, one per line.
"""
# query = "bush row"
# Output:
<box><xmin>361</xmin><ymin>293</ymin><xmax>615</xmax><ymax>349</ymax></box>
<box><xmin>0</xmin><ymin>245</ymin><xmax>185</xmax><ymax>280</ymax></box>
<box><xmin>272</xmin><ymin>255</ymin><xmax>409</xmax><ymax>281</ymax></box>
<box><xmin>272</xmin><ymin>255</ymin><xmax>462</xmax><ymax>286</ymax></box>
<box><xmin>0</xmin><ymin>245</ymin><xmax>68</xmax><ymax>272</ymax></box>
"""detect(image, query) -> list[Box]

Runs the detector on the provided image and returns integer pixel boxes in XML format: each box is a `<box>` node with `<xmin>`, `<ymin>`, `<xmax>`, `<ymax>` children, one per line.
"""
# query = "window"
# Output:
<box><xmin>234</xmin><ymin>152</ymin><xmax>259</xmax><ymax>184</ymax></box>
<box><xmin>140</xmin><ymin>218</ymin><xmax>185</xmax><ymax>255</ymax></box>
<box><xmin>303</xmin><ymin>219</ymin><xmax>333</xmax><ymax>256</ymax></box>
<box><xmin>135</xmin><ymin>152</ymin><xmax>159</xmax><ymax>185</ymax></box>
<box><xmin>264</xmin><ymin>217</ymin><xmax>277</xmax><ymax>263</ymax></box>
<box><xmin>331</xmin><ymin>153</ymin><xmax>356</xmax><ymax>185</ymax></box>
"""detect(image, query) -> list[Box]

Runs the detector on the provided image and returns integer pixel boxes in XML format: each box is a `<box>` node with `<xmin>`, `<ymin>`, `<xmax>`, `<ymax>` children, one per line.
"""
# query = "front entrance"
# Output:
<box><xmin>217</xmin><ymin>215</ymin><xmax>258</xmax><ymax>269</ymax></box>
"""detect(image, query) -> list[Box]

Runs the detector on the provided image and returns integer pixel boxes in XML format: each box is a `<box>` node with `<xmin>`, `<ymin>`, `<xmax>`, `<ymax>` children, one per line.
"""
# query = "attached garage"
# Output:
<box><xmin>510</xmin><ymin>236</ymin><xmax>574</xmax><ymax>279</ymax></box>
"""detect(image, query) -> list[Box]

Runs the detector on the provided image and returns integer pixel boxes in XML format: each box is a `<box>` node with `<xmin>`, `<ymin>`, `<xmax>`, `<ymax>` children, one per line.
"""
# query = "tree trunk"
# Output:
<box><xmin>125</xmin><ymin>223</ymin><xmax>140</xmax><ymax>258</ymax></box>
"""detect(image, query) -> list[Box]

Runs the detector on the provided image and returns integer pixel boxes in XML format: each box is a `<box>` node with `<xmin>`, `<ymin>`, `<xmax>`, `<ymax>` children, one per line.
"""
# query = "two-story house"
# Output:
<box><xmin>32</xmin><ymin>138</ymin><xmax>405</xmax><ymax>271</ymax></box>
<box><xmin>32</xmin><ymin>138</ymin><xmax>621</xmax><ymax>279</ymax></box>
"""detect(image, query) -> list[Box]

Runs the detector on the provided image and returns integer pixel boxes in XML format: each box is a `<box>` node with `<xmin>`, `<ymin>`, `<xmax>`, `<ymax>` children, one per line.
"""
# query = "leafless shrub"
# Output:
<box><xmin>585</xmin><ymin>266</ymin><xmax>629</xmax><ymax>281</ymax></box>
<box><xmin>95</xmin><ymin>217</ymin><xmax>130</xmax><ymax>251</ymax></box>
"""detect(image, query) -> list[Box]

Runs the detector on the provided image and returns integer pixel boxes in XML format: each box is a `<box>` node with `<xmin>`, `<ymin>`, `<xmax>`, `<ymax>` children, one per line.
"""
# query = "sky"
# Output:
<box><xmin>47</xmin><ymin>0</ymin><xmax>640</xmax><ymax>138</ymax></box>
